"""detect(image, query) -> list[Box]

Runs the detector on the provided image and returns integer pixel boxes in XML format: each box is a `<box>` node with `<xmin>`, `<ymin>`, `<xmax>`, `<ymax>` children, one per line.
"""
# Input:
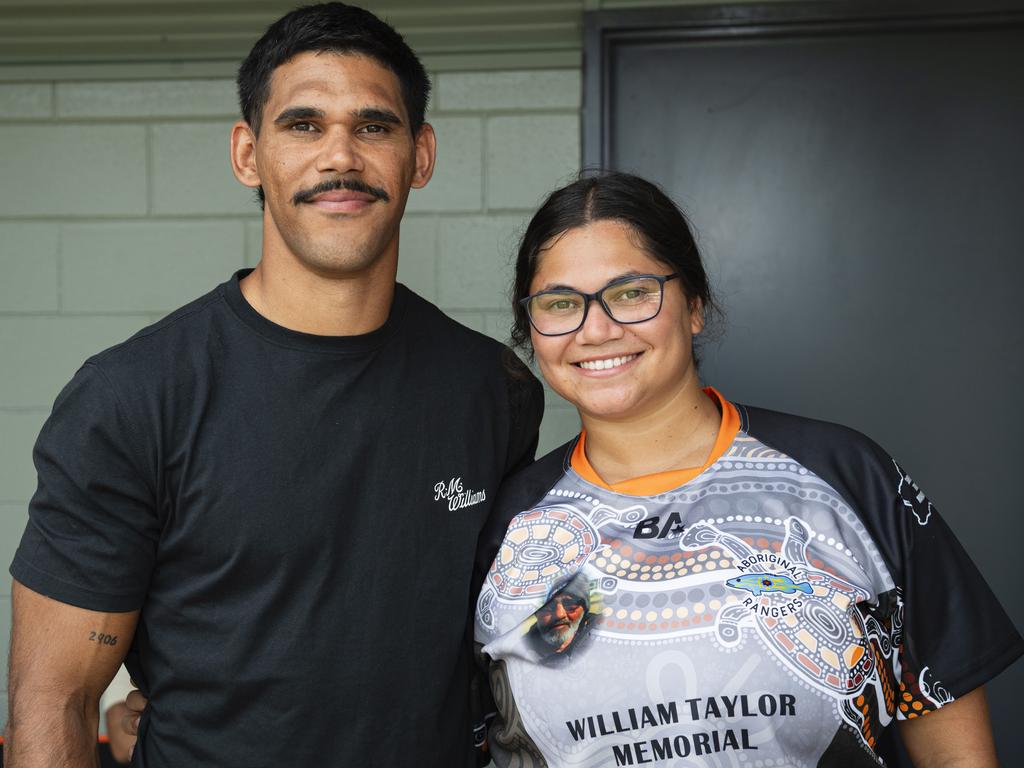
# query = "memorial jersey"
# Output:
<box><xmin>474</xmin><ymin>390</ymin><xmax>1023</xmax><ymax>767</ymax></box>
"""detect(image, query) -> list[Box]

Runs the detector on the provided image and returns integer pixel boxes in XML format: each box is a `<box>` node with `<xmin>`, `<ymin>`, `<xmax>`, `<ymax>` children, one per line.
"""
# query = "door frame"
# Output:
<box><xmin>582</xmin><ymin>0</ymin><xmax>1024</xmax><ymax>169</ymax></box>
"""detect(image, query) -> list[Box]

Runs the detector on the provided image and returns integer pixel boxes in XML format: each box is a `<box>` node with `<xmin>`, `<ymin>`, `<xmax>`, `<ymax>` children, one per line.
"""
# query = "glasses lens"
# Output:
<box><xmin>528</xmin><ymin>291</ymin><xmax>585</xmax><ymax>335</ymax></box>
<box><xmin>601</xmin><ymin>277</ymin><xmax>665</xmax><ymax>323</ymax></box>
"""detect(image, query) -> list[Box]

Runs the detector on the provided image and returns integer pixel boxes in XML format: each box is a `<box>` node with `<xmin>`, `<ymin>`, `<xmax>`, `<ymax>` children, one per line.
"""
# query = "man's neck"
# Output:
<box><xmin>241</xmin><ymin>252</ymin><xmax>398</xmax><ymax>338</ymax></box>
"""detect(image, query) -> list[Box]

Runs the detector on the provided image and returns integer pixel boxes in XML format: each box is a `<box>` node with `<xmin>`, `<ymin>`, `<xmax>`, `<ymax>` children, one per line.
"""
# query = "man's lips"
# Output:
<box><xmin>292</xmin><ymin>178</ymin><xmax>389</xmax><ymax>207</ymax></box>
<box><xmin>312</xmin><ymin>190</ymin><xmax>376</xmax><ymax>203</ymax></box>
<box><xmin>308</xmin><ymin>190</ymin><xmax>377</xmax><ymax>212</ymax></box>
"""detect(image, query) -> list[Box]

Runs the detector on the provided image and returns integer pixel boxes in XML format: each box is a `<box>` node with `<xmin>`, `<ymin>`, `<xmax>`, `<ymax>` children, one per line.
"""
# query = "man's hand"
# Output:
<box><xmin>123</xmin><ymin>689</ymin><xmax>148</xmax><ymax>736</ymax></box>
<box><xmin>118</xmin><ymin>688</ymin><xmax>149</xmax><ymax>763</ymax></box>
<box><xmin>4</xmin><ymin>580</ymin><xmax>139</xmax><ymax>768</ymax></box>
<box><xmin>103</xmin><ymin>701</ymin><xmax>136</xmax><ymax>765</ymax></box>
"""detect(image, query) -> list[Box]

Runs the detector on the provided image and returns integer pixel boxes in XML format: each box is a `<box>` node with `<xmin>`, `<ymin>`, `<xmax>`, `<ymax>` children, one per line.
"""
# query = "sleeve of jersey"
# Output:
<box><xmin>9</xmin><ymin>362</ymin><xmax>160</xmax><ymax>612</ymax></box>
<box><xmin>877</xmin><ymin>456</ymin><xmax>1024</xmax><ymax>707</ymax></box>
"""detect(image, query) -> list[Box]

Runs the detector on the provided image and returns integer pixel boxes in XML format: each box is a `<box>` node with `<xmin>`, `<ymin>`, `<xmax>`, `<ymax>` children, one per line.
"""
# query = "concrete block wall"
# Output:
<box><xmin>0</xmin><ymin>69</ymin><xmax>582</xmax><ymax>725</ymax></box>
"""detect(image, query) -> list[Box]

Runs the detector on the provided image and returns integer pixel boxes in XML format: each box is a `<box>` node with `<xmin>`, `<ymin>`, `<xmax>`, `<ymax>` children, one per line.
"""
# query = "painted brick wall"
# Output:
<box><xmin>0</xmin><ymin>69</ymin><xmax>583</xmax><ymax>726</ymax></box>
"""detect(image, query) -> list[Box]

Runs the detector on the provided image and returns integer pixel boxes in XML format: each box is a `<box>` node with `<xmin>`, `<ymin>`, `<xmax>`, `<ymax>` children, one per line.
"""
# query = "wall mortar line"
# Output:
<box><xmin>145</xmin><ymin>124</ymin><xmax>155</xmax><ymax>215</ymax></box>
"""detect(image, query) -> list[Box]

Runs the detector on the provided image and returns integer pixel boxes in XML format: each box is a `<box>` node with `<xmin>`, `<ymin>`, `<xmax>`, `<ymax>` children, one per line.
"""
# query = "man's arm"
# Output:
<box><xmin>4</xmin><ymin>580</ymin><xmax>139</xmax><ymax>768</ymax></box>
<box><xmin>897</xmin><ymin>686</ymin><xmax>998</xmax><ymax>768</ymax></box>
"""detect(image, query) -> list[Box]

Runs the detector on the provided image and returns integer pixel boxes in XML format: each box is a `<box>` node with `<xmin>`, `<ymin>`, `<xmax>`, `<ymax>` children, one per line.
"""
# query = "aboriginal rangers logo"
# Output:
<box><xmin>725</xmin><ymin>551</ymin><xmax>812</xmax><ymax>618</ymax></box>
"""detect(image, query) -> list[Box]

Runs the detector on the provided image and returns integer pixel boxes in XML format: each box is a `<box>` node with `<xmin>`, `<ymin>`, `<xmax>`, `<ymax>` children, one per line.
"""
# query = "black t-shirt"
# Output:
<box><xmin>11</xmin><ymin>271</ymin><xmax>543</xmax><ymax>768</ymax></box>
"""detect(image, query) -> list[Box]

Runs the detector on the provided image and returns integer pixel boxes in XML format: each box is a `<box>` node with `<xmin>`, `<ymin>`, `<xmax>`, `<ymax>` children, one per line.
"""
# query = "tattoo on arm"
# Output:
<box><xmin>88</xmin><ymin>630</ymin><xmax>118</xmax><ymax>646</ymax></box>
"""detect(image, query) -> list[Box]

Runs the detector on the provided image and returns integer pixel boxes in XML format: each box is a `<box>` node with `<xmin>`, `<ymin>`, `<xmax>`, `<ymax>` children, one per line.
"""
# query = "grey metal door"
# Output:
<box><xmin>586</xmin><ymin>1</ymin><xmax>1024</xmax><ymax>761</ymax></box>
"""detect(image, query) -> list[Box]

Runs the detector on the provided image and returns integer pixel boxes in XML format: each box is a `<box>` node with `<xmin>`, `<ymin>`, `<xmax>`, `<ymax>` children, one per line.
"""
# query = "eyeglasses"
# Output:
<box><xmin>520</xmin><ymin>273</ymin><xmax>679</xmax><ymax>337</ymax></box>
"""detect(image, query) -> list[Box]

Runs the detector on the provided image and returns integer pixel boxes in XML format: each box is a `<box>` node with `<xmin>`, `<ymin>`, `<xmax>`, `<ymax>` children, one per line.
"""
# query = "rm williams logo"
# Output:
<box><xmin>433</xmin><ymin>477</ymin><xmax>487</xmax><ymax>511</ymax></box>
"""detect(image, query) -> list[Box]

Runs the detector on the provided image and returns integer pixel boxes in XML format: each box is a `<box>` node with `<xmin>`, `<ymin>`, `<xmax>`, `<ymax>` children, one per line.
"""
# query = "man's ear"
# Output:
<box><xmin>230</xmin><ymin>121</ymin><xmax>262</xmax><ymax>190</ymax></box>
<box><xmin>410</xmin><ymin>122</ymin><xmax>437</xmax><ymax>189</ymax></box>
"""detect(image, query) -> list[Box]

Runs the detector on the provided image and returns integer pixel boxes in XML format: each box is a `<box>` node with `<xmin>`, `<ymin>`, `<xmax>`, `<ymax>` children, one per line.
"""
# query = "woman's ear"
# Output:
<box><xmin>689</xmin><ymin>296</ymin><xmax>705</xmax><ymax>335</ymax></box>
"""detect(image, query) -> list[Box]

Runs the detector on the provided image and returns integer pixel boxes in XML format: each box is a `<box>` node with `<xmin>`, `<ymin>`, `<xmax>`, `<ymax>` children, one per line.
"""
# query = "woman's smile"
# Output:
<box><xmin>573</xmin><ymin>352</ymin><xmax>642</xmax><ymax>373</ymax></box>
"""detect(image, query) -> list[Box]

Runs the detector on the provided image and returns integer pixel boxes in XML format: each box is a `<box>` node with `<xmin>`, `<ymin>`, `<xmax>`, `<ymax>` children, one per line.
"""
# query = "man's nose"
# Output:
<box><xmin>316</xmin><ymin>127</ymin><xmax>364</xmax><ymax>175</ymax></box>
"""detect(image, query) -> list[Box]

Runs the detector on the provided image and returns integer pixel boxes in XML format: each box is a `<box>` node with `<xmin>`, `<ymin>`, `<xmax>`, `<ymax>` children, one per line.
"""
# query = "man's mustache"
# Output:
<box><xmin>292</xmin><ymin>178</ymin><xmax>390</xmax><ymax>206</ymax></box>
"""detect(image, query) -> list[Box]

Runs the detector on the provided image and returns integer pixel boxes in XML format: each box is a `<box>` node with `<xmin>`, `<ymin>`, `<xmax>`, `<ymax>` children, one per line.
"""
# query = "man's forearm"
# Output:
<box><xmin>5</xmin><ymin>694</ymin><xmax>101</xmax><ymax>768</ymax></box>
<box><xmin>6</xmin><ymin>583</ymin><xmax>139</xmax><ymax>768</ymax></box>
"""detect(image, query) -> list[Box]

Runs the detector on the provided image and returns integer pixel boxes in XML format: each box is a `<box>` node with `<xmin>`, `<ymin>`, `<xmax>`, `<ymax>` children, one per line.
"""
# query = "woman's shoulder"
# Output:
<box><xmin>500</xmin><ymin>437</ymin><xmax>577</xmax><ymax>500</ymax></box>
<box><xmin>732</xmin><ymin>402</ymin><xmax>927</xmax><ymax>545</ymax></box>
<box><xmin>734</xmin><ymin>402</ymin><xmax>892</xmax><ymax>472</ymax></box>
<box><xmin>475</xmin><ymin>437</ymin><xmax>579</xmax><ymax>578</ymax></box>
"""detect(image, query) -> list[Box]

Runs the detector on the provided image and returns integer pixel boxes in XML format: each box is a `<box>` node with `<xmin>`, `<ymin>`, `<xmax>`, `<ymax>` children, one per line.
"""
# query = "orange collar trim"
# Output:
<box><xmin>570</xmin><ymin>387</ymin><xmax>740</xmax><ymax>497</ymax></box>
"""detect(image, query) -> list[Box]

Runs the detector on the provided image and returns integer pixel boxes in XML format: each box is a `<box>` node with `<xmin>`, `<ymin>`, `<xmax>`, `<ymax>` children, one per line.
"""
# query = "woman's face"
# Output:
<box><xmin>528</xmin><ymin>219</ymin><xmax>704</xmax><ymax>423</ymax></box>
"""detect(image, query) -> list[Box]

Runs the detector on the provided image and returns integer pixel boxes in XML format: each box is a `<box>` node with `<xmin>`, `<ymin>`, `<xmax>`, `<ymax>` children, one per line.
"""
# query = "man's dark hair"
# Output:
<box><xmin>237</xmin><ymin>2</ymin><xmax>431</xmax><ymax>137</ymax></box>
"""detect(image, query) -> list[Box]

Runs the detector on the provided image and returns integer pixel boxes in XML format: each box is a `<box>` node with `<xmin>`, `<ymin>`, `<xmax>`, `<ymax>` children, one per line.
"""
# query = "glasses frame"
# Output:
<box><xmin>520</xmin><ymin>273</ymin><xmax>680</xmax><ymax>337</ymax></box>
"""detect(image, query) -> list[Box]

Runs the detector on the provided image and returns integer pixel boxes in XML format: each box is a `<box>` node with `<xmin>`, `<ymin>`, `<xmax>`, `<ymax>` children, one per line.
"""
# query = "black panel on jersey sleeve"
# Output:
<box><xmin>11</xmin><ymin>363</ymin><xmax>160</xmax><ymax>612</ymax></box>
<box><xmin>818</xmin><ymin>726</ymin><xmax>886</xmax><ymax>767</ymax></box>
<box><xmin>473</xmin><ymin>438</ymin><xmax>576</xmax><ymax>598</ymax></box>
<box><xmin>737</xmin><ymin>403</ymin><xmax>1024</xmax><ymax>701</ymax></box>
<box><xmin>470</xmin><ymin>438</ymin><xmax>574</xmax><ymax>767</ymax></box>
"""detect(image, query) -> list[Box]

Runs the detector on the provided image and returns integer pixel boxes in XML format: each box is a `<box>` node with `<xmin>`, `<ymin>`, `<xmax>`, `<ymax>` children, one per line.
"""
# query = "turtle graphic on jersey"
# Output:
<box><xmin>682</xmin><ymin>517</ymin><xmax>875</xmax><ymax>696</ymax></box>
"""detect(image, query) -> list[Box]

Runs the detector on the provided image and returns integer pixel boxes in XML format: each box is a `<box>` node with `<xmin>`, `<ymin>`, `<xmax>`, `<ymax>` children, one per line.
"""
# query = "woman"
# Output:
<box><xmin>474</xmin><ymin>172</ymin><xmax>1022</xmax><ymax>767</ymax></box>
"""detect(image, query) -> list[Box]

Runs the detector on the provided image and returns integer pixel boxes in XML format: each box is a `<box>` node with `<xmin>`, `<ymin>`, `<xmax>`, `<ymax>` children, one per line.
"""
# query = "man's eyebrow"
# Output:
<box><xmin>353</xmin><ymin>107</ymin><xmax>403</xmax><ymax>126</ymax></box>
<box><xmin>273</xmin><ymin>106</ymin><xmax>325</xmax><ymax>125</ymax></box>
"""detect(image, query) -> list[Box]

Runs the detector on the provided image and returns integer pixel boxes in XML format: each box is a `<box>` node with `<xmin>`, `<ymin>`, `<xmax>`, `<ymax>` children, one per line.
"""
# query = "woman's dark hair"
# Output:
<box><xmin>237</xmin><ymin>3</ymin><xmax>430</xmax><ymax>138</ymax></box>
<box><xmin>511</xmin><ymin>171</ymin><xmax>719</xmax><ymax>356</ymax></box>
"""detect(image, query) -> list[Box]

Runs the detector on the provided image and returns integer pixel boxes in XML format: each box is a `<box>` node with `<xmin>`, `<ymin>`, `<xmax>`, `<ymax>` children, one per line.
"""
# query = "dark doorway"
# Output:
<box><xmin>585</xmin><ymin>1</ymin><xmax>1024</xmax><ymax>762</ymax></box>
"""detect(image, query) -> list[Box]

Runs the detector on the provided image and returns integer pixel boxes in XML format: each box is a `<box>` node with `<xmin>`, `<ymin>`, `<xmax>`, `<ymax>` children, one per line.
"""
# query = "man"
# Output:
<box><xmin>530</xmin><ymin>573</ymin><xmax>592</xmax><ymax>655</ymax></box>
<box><xmin>4</xmin><ymin>4</ymin><xmax>542</xmax><ymax>766</ymax></box>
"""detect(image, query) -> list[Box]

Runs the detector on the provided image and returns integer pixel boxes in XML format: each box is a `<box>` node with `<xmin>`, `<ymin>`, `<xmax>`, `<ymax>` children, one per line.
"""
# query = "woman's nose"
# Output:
<box><xmin>574</xmin><ymin>299</ymin><xmax>624</xmax><ymax>344</ymax></box>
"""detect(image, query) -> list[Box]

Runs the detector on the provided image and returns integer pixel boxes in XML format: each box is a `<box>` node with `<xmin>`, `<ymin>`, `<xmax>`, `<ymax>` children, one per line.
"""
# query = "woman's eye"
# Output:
<box><xmin>611</xmin><ymin>287</ymin><xmax>650</xmax><ymax>303</ymax></box>
<box><xmin>543</xmin><ymin>297</ymin><xmax>580</xmax><ymax>313</ymax></box>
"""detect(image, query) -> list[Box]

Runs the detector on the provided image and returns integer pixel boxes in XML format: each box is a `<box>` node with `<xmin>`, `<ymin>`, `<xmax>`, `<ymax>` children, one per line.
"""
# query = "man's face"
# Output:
<box><xmin>233</xmin><ymin>51</ymin><xmax>434</xmax><ymax>277</ymax></box>
<box><xmin>535</xmin><ymin>593</ymin><xmax>587</xmax><ymax>653</ymax></box>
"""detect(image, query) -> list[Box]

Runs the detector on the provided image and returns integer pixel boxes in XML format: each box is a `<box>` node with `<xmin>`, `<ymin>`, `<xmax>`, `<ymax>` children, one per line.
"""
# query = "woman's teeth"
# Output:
<box><xmin>578</xmin><ymin>354</ymin><xmax>638</xmax><ymax>371</ymax></box>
